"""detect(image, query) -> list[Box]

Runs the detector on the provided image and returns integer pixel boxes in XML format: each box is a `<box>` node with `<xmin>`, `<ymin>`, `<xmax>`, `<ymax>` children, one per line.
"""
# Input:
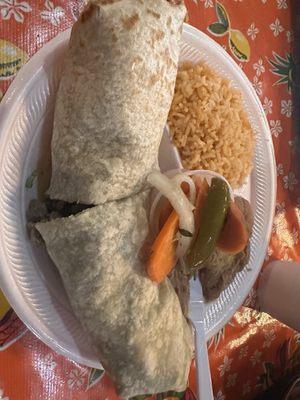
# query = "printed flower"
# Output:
<box><xmin>43</xmin><ymin>353</ymin><xmax>57</xmax><ymax>370</ymax></box>
<box><xmin>239</xmin><ymin>345</ymin><xmax>248</xmax><ymax>359</ymax></box>
<box><xmin>250</xmin><ymin>350</ymin><xmax>262</xmax><ymax>366</ymax></box>
<box><xmin>244</xmin><ymin>288</ymin><xmax>257</xmax><ymax>308</ymax></box>
<box><xmin>281</xmin><ymin>99</ymin><xmax>293</xmax><ymax>117</ymax></box>
<box><xmin>0</xmin><ymin>0</ymin><xmax>31</xmax><ymax>23</ymax></box>
<box><xmin>265</xmin><ymin>246</ymin><xmax>273</xmax><ymax>261</ymax></box>
<box><xmin>253</xmin><ymin>58</ymin><xmax>265</xmax><ymax>76</ymax></box>
<box><xmin>226</xmin><ymin>373</ymin><xmax>237</xmax><ymax>388</ymax></box>
<box><xmin>247</xmin><ymin>23</ymin><xmax>259</xmax><ymax>40</ymax></box>
<box><xmin>270</xmin><ymin>18</ymin><xmax>284</xmax><ymax>37</ymax></box>
<box><xmin>286</xmin><ymin>30</ymin><xmax>293</xmax><ymax>43</ymax></box>
<box><xmin>200</xmin><ymin>0</ymin><xmax>213</xmax><ymax>7</ymax></box>
<box><xmin>0</xmin><ymin>388</ymin><xmax>9</xmax><ymax>400</ymax></box>
<box><xmin>288</xmin><ymin>139</ymin><xmax>297</xmax><ymax>155</ymax></box>
<box><xmin>263</xmin><ymin>97</ymin><xmax>273</xmax><ymax>115</ymax></box>
<box><xmin>272</xmin><ymin>220</ymin><xmax>278</xmax><ymax>235</ymax></box>
<box><xmin>214</xmin><ymin>391</ymin><xmax>225</xmax><ymax>400</ymax></box>
<box><xmin>276</xmin><ymin>163</ymin><xmax>284</xmax><ymax>176</ymax></box>
<box><xmin>283</xmin><ymin>171</ymin><xmax>298</xmax><ymax>191</ymax></box>
<box><xmin>277</xmin><ymin>0</ymin><xmax>287</xmax><ymax>9</ymax></box>
<box><xmin>218</xmin><ymin>355</ymin><xmax>232</xmax><ymax>377</ymax></box>
<box><xmin>276</xmin><ymin>201</ymin><xmax>286</xmax><ymax>214</ymax></box>
<box><xmin>208</xmin><ymin>326</ymin><xmax>226</xmax><ymax>350</ymax></box>
<box><xmin>283</xmin><ymin>251</ymin><xmax>293</xmax><ymax>261</ymax></box>
<box><xmin>40</xmin><ymin>0</ymin><xmax>65</xmax><ymax>26</ymax></box>
<box><xmin>252</xmin><ymin>76</ymin><xmax>262</xmax><ymax>96</ymax></box>
<box><xmin>263</xmin><ymin>329</ymin><xmax>275</xmax><ymax>348</ymax></box>
<box><xmin>291</xmin><ymin>227</ymin><xmax>299</xmax><ymax>245</ymax></box>
<box><xmin>269</xmin><ymin>120</ymin><xmax>283</xmax><ymax>137</ymax></box>
<box><xmin>67</xmin><ymin>369</ymin><xmax>87</xmax><ymax>389</ymax></box>
<box><xmin>243</xmin><ymin>381</ymin><xmax>251</xmax><ymax>395</ymax></box>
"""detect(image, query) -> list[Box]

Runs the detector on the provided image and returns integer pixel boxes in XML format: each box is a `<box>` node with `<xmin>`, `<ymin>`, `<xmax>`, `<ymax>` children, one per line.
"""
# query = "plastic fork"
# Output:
<box><xmin>189</xmin><ymin>277</ymin><xmax>214</xmax><ymax>400</ymax></box>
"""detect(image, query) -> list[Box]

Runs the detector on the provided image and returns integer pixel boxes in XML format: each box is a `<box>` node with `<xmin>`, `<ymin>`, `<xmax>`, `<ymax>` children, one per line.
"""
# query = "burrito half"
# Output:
<box><xmin>48</xmin><ymin>0</ymin><xmax>186</xmax><ymax>204</ymax></box>
<box><xmin>36</xmin><ymin>191</ymin><xmax>193</xmax><ymax>398</ymax></box>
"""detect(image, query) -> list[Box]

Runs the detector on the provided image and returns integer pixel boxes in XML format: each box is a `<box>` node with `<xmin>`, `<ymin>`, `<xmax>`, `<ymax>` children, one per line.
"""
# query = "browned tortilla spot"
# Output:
<box><xmin>148</xmin><ymin>74</ymin><xmax>159</xmax><ymax>87</ymax></box>
<box><xmin>161</xmin><ymin>48</ymin><xmax>173</xmax><ymax>68</ymax></box>
<box><xmin>167</xmin><ymin>16</ymin><xmax>172</xmax><ymax>28</ymax></box>
<box><xmin>150</xmin><ymin>28</ymin><xmax>165</xmax><ymax>44</ymax></box>
<box><xmin>80</xmin><ymin>3</ymin><xmax>96</xmax><ymax>23</ymax></box>
<box><xmin>147</xmin><ymin>28</ymin><xmax>165</xmax><ymax>50</ymax></box>
<box><xmin>122</xmin><ymin>13</ymin><xmax>139</xmax><ymax>30</ymax></box>
<box><xmin>112</xmin><ymin>32</ymin><xmax>117</xmax><ymax>42</ymax></box>
<box><xmin>147</xmin><ymin>39</ymin><xmax>155</xmax><ymax>49</ymax></box>
<box><xmin>96</xmin><ymin>0</ymin><xmax>122</xmax><ymax>4</ymax></box>
<box><xmin>146</xmin><ymin>9</ymin><xmax>161</xmax><ymax>19</ymax></box>
<box><xmin>133</xmin><ymin>56</ymin><xmax>143</xmax><ymax>65</ymax></box>
<box><xmin>166</xmin><ymin>0</ymin><xmax>183</xmax><ymax>4</ymax></box>
<box><xmin>156</xmin><ymin>30</ymin><xmax>165</xmax><ymax>40</ymax></box>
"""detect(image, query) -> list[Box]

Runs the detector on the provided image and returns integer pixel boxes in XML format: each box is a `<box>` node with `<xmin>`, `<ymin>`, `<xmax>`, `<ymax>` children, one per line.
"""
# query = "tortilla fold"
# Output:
<box><xmin>48</xmin><ymin>0</ymin><xmax>186</xmax><ymax>204</ymax></box>
<box><xmin>36</xmin><ymin>191</ymin><xmax>193</xmax><ymax>398</ymax></box>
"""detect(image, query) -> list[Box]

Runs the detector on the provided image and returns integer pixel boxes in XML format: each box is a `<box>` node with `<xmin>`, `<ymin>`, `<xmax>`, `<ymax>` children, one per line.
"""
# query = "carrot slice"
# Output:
<box><xmin>159</xmin><ymin>198</ymin><xmax>174</xmax><ymax>230</ymax></box>
<box><xmin>147</xmin><ymin>210</ymin><xmax>179</xmax><ymax>283</ymax></box>
<box><xmin>217</xmin><ymin>201</ymin><xmax>249</xmax><ymax>254</ymax></box>
<box><xmin>158</xmin><ymin>181</ymin><xmax>190</xmax><ymax>229</ymax></box>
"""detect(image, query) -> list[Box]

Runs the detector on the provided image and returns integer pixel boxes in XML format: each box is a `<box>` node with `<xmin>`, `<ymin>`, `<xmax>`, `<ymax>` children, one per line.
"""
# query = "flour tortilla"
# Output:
<box><xmin>36</xmin><ymin>191</ymin><xmax>193</xmax><ymax>398</ymax></box>
<box><xmin>48</xmin><ymin>0</ymin><xmax>186</xmax><ymax>204</ymax></box>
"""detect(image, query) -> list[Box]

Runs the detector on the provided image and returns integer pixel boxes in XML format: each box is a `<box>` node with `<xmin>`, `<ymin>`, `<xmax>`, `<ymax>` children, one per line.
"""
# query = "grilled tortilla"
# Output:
<box><xmin>48</xmin><ymin>0</ymin><xmax>186</xmax><ymax>204</ymax></box>
<box><xmin>36</xmin><ymin>191</ymin><xmax>193</xmax><ymax>398</ymax></box>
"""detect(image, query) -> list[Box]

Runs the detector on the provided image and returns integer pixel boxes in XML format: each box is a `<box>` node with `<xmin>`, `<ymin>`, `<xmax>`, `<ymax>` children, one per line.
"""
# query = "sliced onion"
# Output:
<box><xmin>147</xmin><ymin>171</ymin><xmax>195</xmax><ymax>258</ymax></box>
<box><xmin>149</xmin><ymin>173</ymin><xmax>196</xmax><ymax>236</ymax></box>
<box><xmin>149</xmin><ymin>194</ymin><xmax>165</xmax><ymax>236</ymax></box>
<box><xmin>171</xmin><ymin>173</ymin><xmax>196</xmax><ymax>205</ymax></box>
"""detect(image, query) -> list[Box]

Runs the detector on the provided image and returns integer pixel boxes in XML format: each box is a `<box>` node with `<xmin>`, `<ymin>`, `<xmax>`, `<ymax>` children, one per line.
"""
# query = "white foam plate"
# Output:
<box><xmin>0</xmin><ymin>24</ymin><xmax>276</xmax><ymax>368</ymax></box>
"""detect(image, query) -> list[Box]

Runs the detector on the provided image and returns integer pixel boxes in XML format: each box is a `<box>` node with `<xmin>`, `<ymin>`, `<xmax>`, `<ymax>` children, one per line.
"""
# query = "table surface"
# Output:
<box><xmin>0</xmin><ymin>1</ymin><xmax>299</xmax><ymax>399</ymax></box>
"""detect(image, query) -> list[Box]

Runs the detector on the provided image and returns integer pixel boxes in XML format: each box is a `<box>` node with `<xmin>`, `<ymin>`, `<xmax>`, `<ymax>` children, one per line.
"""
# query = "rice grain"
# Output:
<box><xmin>168</xmin><ymin>62</ymin><xmax>255</xmax><ymax>188</ymax></box>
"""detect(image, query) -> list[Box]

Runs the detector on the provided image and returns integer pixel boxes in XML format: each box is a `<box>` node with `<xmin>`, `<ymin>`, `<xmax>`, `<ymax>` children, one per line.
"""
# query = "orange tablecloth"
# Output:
<box><xmin>0</xmin><ymin>1</ymin><xmax>299</xmax><ymax>399</ymax></box>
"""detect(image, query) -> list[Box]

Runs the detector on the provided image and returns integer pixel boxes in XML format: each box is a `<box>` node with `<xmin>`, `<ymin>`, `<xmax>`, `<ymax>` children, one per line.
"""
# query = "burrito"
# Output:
<box><xmin>48</xmin><ymin>0</ymin><xmax>186</xmax><ymax>204</ymax></box>
<box><xmin>36</xmin><ymin>191</ymin><xmax>193</xmax><ymax>398</ymax></box>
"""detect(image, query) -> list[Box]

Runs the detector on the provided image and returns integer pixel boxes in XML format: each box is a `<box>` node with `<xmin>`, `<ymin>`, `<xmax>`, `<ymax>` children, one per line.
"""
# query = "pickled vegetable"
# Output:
<box><xmin>186</xmin><ymin>177</ymin><xmax>230</xmax><ymax>270</ymax></box>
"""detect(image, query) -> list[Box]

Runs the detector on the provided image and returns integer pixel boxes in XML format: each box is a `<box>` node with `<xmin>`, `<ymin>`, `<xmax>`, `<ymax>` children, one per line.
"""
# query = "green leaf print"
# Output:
<box><xmin>215</xmin><ymin>2</ymin><xmax>230</xmax><ymax>29</ymax></box>
<box><xmin>269</xmin><ymin>51</ymin><xmax>295</xmax><ymax>93</ymax></box>
<box><xmin>208</xmin><ymin>22</ymin><xmax>228</xmax><ymax>36</ymax></box>
<box><xmin>86</xmin><ymin>368</ymin><xmax>105</xmax><ymax>390</ymax></box>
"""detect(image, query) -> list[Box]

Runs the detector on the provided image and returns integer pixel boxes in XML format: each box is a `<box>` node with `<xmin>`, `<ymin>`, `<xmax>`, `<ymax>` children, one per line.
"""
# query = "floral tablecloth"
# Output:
<box><xmin>0</xmin><ymin>0</ymin><xmax>299</xmax><ymax>399</ymax></box>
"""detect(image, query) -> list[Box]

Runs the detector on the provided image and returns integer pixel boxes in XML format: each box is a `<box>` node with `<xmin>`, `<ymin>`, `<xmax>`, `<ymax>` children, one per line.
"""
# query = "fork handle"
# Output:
<box><xmin>194</xmin><ymin>323</ymin><xmax>214</xmax><ymax>400</ymax></box>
